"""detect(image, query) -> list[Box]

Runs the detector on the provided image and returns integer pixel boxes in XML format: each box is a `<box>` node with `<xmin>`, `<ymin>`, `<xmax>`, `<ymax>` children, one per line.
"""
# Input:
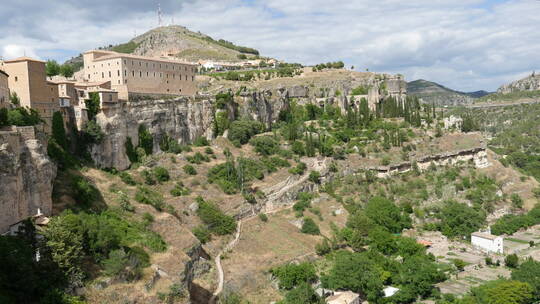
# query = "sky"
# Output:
<box><xmin>1</xmin><ymin>0</ymin><xmax>539</xmax><ymax>92</ymax></box>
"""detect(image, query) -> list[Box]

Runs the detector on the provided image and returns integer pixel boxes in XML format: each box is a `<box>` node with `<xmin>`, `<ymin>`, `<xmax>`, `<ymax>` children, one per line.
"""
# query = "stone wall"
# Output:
<box><xmin>0</xmin><ymin>128</ymin><xmax>56</xmax><ymax>233</ymax></box>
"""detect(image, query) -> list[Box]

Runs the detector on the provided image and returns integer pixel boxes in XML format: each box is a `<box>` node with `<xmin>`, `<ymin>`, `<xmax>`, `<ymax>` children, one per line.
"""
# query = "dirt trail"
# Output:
<box><xmin>211</xmin><ymin>157</ymin><xmax>328</xmax><ymax>301</ymax></box>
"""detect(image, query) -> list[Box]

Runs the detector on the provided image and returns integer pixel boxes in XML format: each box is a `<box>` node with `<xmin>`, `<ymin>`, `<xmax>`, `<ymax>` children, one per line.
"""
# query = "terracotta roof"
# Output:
<box><xmin>417</xmin><ymin>240</ymin><xmax>433</xmax><ymax>247</ymax></box>
<box><xmin>85</xmin><ymin>50</ymin><xmax>197</xmax><ymax>66</ymax></box>
<box><xmin>3</xmin><ymin>56</ymin><xmax>46</xmax><ymax>64</ymax></box>
<box><xmin>471</xmin><ymin>232</ymin><xmax>500</xmax><ymax>240</ymax></box>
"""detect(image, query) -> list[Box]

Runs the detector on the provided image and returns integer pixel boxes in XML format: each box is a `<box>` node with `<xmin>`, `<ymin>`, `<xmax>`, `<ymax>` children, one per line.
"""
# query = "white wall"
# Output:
<box><xmin>471</xmin><ymin>235</ymin><xmax>503</xmax><ymax>254</ymax></box>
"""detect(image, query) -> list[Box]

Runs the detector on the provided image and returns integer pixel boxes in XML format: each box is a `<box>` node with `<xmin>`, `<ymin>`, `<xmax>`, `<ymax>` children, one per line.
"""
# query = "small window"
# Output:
<box><xmin>109</xmin><ymin>71</ymin><xmax>111</xmax><ymax>77</ymax></box>
<box><xmin>15</xmin><ymin>76</ymin><xmax>18</xmax><ymax>82</ymax></box>
<box><xmin>117</xmin><ymin>70</ymin><xmax>120</xmax><ymax>76</ymax></box>
<box><xmin>140</xmin><ymin>71</ymin><xmax>142</xmax><ymax>77</ymax></box>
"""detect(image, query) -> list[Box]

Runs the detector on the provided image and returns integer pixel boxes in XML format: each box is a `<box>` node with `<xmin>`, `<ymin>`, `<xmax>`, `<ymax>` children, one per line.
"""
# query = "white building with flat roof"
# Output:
<box><xmin>471</xmin><ymin>231</ymin><xmax>503</xmax><ymax>254</ymax></box>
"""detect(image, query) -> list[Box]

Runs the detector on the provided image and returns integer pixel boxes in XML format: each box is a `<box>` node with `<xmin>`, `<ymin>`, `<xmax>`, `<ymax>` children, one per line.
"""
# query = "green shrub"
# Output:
<box><xmin>141</xmin><ymin>170</ymin><xmax>156</xmax><ymax>185</ymax></box>
<box><xmin>51</xmin><ymin>111</ymin><xmax>67</xmax><ymax>150</ymax></box>
<box><xmin>271</xmin><ymin>262</ymin><xmax>317</xmax><ymax>290</ymax></box>
<box><xmin>301</xmin><ymin>218</ymin><xmax>320</xmax><ymax>235</ymax></box>
<box><xmin>250</xmin><ymin>136</ymin><xmax>279</xmax><ymax>156</ymax></box>
<box><xmin>196</xmin><ymin>197</ymin><xmax>236</xmax><ymax>235</ymax></box>
<box><xmin>183</xmin><ymin>164</ymin><xmax>197</xmax><ymax>175</ymax></box>
<box><xmin>506</xmin><ymin>254</ymin><xmax>520</xmax><ymax>268</ymax></box>
<box><xmin>135</xmin><ymin>186</ymin><xmax>165</xmax><ymax>211</ymax></box>
<box><xmin>308</xmin><ymin>171</ymin><xmax>321</xmax><ymax>183</ymax></box>
<box><xmin>192</xmin><ymin>225</ymin><xmax>212</xmax><ymax>244</ymax></box>
<box><xmin>170</xmin><ymin>182</ymin><xmax>191</xmax><ymax>196</ymax></box>
<box><xmin>289</xmin><ymin>162</ymin><xmax>307</xmax><ymax>175</ymax></box>
<box><xmin>193</xmin><ymin>136</ymin><xmax>209</xmax><ymax>147</ymax></box>
<box><xmin>72</xmin><ymin>176</ymin><xmax>100</xmax><ymax>207</ymax></box>
<box><xmin>119</xmin><ymin>172</ymin><xmax>136</xmax><ymax>185</ymax></box>
<box><xmin>205</xmin><ymin>147</ymin><xmax>214</xmax><ymax>155</ymax></box>
<box><xmin>259</xmin><ymin>213</ymin><xmax>268</xmax><ymax>222</ymax></box>
<box><xmin>153</xmin><ymin>167</ymin><xmax>170</xmax><ymax>182</ymax></box>
<box><xmin>138</xmin><ymin>125</ymin><xmax>153</xmax><ymax>155</ymax></box>
<box><xmin>186</xmin><ymin>152</ymin><xmax>210</xmax><ymax>164</ymax></box>
<box><xmin>228</xmin><ymin>119</ymin><xmax>265</xmax><ymax>144</ymax></box>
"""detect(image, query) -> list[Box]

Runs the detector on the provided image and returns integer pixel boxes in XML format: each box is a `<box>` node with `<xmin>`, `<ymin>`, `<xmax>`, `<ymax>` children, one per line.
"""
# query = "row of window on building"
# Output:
<box><xmin>89</xmin><ymin>70</ymin><xmax>194</xmax><ymax>82</ymax></box>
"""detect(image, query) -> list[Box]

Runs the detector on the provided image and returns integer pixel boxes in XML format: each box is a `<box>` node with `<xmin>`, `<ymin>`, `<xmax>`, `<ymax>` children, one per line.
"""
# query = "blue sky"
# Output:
<box><xmin>1</xmin><ymin>0</ymin><xmax>539</xmax><ymax>92</ymax></box>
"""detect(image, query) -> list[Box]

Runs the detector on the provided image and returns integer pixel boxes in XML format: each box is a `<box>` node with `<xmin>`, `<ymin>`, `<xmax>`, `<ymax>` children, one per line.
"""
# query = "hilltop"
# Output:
<box><xmin>64</xmin><ymin>25</ymin><xmax>264</xmax><ymax>69</ymax></box>
<box><xmin>477</xmin><ymin>72</ymin><xmax>540</xmax><ymax>103</ymax></box>
<box><xmin>123</xmin><ymin>25</ymin><xmax>261</xmax><ymax>62</ymax></box>
<box><xmin>407</xmin><ymin>79</ymin><xmax>489</xmax><ymax>106</ymax></box>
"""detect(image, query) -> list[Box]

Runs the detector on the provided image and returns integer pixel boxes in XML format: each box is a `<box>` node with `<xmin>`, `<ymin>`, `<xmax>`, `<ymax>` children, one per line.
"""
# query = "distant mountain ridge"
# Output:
<box><xmin>407</xmin><ymin>79</ymin><xmax>490</xmax><ymax>106</ymax></box>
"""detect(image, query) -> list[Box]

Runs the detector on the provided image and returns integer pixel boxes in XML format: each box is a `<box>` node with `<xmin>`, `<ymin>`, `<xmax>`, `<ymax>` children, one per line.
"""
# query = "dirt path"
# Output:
<box><xmin>211</xmin><ymin>157</ymin><xmax>328</xmax><ymax>301</ymax></box>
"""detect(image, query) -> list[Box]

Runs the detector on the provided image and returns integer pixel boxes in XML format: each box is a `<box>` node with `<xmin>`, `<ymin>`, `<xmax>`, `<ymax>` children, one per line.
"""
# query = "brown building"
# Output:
<box><xmin>0</xmin><ymin>69</ymin><xmax>9</xmax><ymax>108</ymax></box>
<box><xmin>83</xmin><ymin>50</ymin><xmax>197</xmax><ymax>100</ymax></box>
<box><xmin>2</xmin><ymin>57</ymin><xmax>60</xmax><ymax>131</ymax></box>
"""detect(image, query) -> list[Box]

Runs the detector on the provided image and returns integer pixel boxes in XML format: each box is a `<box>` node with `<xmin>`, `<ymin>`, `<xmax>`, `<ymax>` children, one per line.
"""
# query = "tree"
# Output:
<box><xmin>512</xmin><ymin>258</ymin><xmax>540</xmax><ymax>299</ymax></box>
<box><xmin>46</xmin><ymin>60</ymin><xmax>61</xmax><ymax>77</ymax></box>
<box><xmin>51</xmin><ymin>111</ymin><xmax>67</xmax><ymax>150</ymax></box>
<box><xmin>10</xmin><ymin>92</ymin><xmax>20</xmax><ymax>105</ymax></box>
<box><xmin>321</xmin><ymin>251</ymin><xmax>383</xmax><ymax>302</ymax></box>
<box><xmin>85</xmin><ymin>92</ymin><xmax>101</xmax><ymax>121</ymax></box>
<box><xmin>438</xmin><ymin>200</ymin><xmax>485</xmax><ymax>238</ymax></box>
<box><xmin>308</xmin><ymin>171</ymin><xmax>321</xmax><ymax>183</ymax></box>
<box><xmin>249</xmin><ymin>135</ymin><xmax>279</xmax><ymax>156</ymax></box>
<box><xmin>271</xmin><ymin>262</ymin><xmax>317</xmax><ymax>290</ymax></box>
<box><xmin>281</xmin><ymin>282</ymin><xmax>324</xmax><ymax>304</ymax></box>
<box><xmin>59</xmin><ymin>64</ymin><xmax>74</xmax><ymax>78</ymax></box>
<box><xmin>301</xmin><ymin>218</ymin><xmax>320</xmax><ymax>235</ymax></box>
<box><xmin>506</xmin><ymin>254</ymin><xmax>520</xmax><ymax>268</ymax></box>
<box><xmin>469</xmin><ymin>279</ymin><xmax>533</xmax><ymax>304</ymax></box>
<box><xmin>138</xmin><ymin>124</ymin><xmax>153</xmax><ymax>155</ymax></box>
<box><xmin>365</xmin><ymin>196</ymin><xmax>411</xmax><ymax>233</ymax></box>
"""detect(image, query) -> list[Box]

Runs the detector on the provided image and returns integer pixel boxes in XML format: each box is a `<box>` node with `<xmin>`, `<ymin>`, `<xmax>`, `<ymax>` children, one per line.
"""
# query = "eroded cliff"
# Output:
<box><xmin>0</xmin><ymin>126</ymin><xmax>56</xmax><ymax>233</ymax></box>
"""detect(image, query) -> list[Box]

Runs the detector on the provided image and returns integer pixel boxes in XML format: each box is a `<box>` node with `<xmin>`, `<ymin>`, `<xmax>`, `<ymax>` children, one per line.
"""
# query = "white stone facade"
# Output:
<box><xmin>471</xmin><ymin>232</ymin><xmax>503</xmax><ymax>254</ymax></box>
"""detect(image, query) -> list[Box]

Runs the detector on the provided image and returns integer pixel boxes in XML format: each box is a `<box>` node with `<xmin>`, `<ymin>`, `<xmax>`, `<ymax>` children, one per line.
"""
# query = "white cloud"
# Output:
<box><xmin>1</xmin><ymin>0</ymin><xmax>539</xmax><ymax>91</ymax></box>
<box><xmin>2</xmin><ymin>44</ymin><xmax>39</xmax><ymax>60</ymax></box>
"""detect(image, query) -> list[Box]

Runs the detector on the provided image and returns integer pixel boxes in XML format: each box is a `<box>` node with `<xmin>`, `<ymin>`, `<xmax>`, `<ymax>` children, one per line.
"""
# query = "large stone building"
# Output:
<box><xmin>2</xmin><ymin>57</ymin><xmax>60</xmax><ymax>131</ymax></box>
<box><xmin>83</xmin><ymin>50</ymin><xmax>197</xmax><ymax>100</ymax></box>
<box><xmin>0</xmin><ymin>69</ymin><xmax>9</xmax><ymax>108</ymax></box>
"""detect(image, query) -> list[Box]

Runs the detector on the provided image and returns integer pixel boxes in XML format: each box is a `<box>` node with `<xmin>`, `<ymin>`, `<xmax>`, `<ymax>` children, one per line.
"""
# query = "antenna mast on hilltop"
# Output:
<box><xmin>157</xmin><ymin>3</ymin><xmax>163</xmax><ymax>27</ymax></box>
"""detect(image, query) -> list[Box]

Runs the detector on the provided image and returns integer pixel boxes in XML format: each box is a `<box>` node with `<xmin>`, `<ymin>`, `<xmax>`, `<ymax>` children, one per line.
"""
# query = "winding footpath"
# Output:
<box><xmin>210</xmin><ymin>158</ymin><xmax>329</xmax><ymax>302</ymax></box>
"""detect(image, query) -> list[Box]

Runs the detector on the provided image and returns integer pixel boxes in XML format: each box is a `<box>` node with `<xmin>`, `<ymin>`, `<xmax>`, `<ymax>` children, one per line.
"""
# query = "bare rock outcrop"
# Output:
<box><xmin>498</xmin><ymin>73</ymin><xmax>540</xmax><ymax>94</ymax></box>
<box><xmin>0</xmin><ymin>127</ymin><xmax>56</xmax><ymax>233</ymax></box>
<box><xmin>91</xmin><ymin>97</ymin><xmax>215</xmax><ymax>170</ymax></box>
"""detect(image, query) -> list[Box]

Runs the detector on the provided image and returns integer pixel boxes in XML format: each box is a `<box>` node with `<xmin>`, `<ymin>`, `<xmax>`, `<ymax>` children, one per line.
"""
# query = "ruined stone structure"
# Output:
<box><xmin>0</xmin><ymin>126</ymin><xmax>56</xmax><ymax>234</ymax></box>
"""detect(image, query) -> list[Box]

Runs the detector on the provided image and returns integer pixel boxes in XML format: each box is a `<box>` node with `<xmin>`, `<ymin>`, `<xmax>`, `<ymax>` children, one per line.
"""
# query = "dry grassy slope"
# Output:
<box><xmin>131</xmin><ymin>25</ymin><xmax>254</xmax><ymax>62</ymax></box>
<box><xmin>480</xmin><ymin>150</ymin><xmax>539</xmax><ymax>210</ymax></box>
<box><xmin>53</xmin><ymin>167</ymin><xmax>200</xmax><ymax>303</ymax></box>
<box><xmin>221</xmin><ymin>195</ymin><xmax>348</xmax><ymax>304</ymax></box>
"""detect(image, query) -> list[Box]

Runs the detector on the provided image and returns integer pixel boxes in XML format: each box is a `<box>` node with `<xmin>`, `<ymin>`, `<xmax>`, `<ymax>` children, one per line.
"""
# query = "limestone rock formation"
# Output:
<box><xmin>0</xmin><ymin>127</ymin><xmax>56</xmax><ymax>233</ymax></box>
<box><xmin>92</xmin><ymin>97</ymin><xmax>215</xmax><ymax>170</ymax></box>
<box><xmin>498</xmin><ymin>73</ymin><xmax>540</xmax><ymax>94</ymax></box>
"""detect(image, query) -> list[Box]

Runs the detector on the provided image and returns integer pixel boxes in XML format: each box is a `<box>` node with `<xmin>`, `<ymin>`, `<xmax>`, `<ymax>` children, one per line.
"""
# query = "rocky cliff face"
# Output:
<box><xmin>0</xmin><ymin>127</ymin><xmax>56</xmax><ymax>233</ymax></box>
<box><xmin>498</xmin><ymin>73</ymin><xmax>540</xmax><ymax>94</ymax></box>
<box><xmin>92</xmin><ymin>97</ymin><xmax>215</xmax><ymax>170</ymax></box>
